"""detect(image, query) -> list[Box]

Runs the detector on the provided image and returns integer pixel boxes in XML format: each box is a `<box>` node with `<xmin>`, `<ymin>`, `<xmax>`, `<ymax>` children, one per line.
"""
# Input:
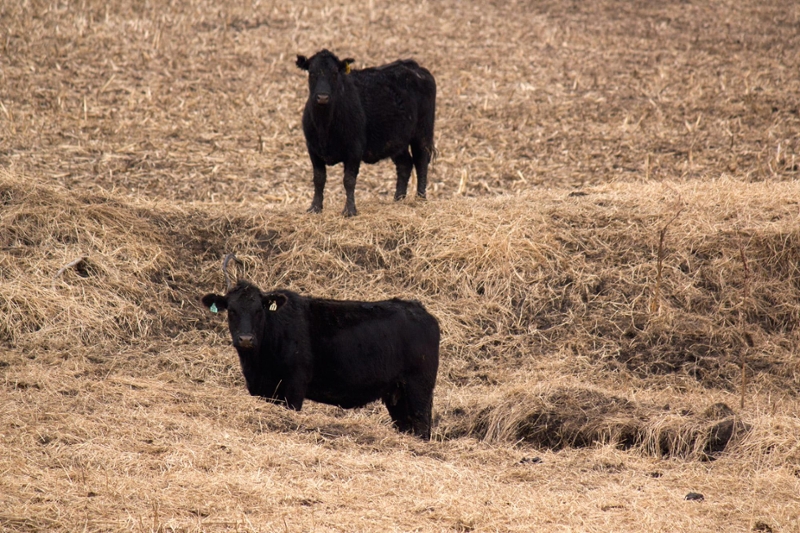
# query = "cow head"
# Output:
<box><xmin>202</xmin><ymin>282</ymin><xmax>289</xmax><ymax>351</ymax></box>
<box><xmin>296</xmin><ymin>49</ymin><xmax>355</xmax><ymax>107</ymax></box>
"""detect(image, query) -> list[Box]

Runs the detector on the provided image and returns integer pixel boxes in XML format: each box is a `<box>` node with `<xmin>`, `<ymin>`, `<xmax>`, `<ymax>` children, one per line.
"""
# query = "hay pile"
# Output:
<box><xmin>3</xmin><ymin>168</ymin><xmax>799</xmax><ymax>459</ymax></box>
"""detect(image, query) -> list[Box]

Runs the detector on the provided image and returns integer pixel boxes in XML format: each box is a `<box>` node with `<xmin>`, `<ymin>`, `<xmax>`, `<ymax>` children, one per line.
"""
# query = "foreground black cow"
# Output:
<box><xmin>296</xmin><ymin>49</ymin><xmax>437</xmax><ymax>216</ymax></box>
<box><xmin>201</xmin><ymin>255</ymin><xmax>440</xmax><ymax>439</ymax></box>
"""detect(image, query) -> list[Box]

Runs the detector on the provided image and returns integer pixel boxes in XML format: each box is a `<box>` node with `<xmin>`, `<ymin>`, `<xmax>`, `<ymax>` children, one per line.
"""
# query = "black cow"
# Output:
<box><xmin>201</xmin><ymin>256</ymin><xmax>440</xmax><ymax>439</ymax></box>
<box><xmin>296</xmin><ymin>49</ymin><xmax>437</xmax><ymax>216</ymax></box>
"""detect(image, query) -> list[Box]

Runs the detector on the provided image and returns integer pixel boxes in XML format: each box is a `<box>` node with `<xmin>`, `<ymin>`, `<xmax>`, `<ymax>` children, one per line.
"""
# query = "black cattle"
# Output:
<box><xmin>295</xmin><ymin>49</ymin><xmax>437</xmax><ymax>216</ymax></box>
<box><xmin>201</xmin><ymin>255</ymin><xmax>440</xmax><ymax>439</ymax></box>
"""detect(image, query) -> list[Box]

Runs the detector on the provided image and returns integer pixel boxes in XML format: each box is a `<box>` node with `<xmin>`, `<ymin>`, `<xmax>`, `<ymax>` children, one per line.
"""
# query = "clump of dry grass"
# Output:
<box><xmin>1</xmin><ymin>169</ymin><xmax>169</xmax><ymax>352</ymax></box>
<box><xmin>3</xmin><ymin>168</ymin><xmax>799</xmax><ymax>458</ymax></box>
<box><xmin>439</xmin><ymin>382</ymin><xmax>751</xmax><ymax>460</ymax></box>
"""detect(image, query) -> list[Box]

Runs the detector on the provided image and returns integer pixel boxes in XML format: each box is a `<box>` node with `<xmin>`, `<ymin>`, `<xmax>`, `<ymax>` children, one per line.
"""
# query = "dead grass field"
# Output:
<box><xmin>2</xmin><ymin>0</ymin><xmax>800</xmax><ymax>531</ymax></box>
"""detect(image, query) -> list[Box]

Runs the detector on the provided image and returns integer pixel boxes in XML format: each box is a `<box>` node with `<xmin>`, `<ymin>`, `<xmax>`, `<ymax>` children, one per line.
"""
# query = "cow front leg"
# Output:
<box><xmin>280</xmin><ymin>378</ymin><xmax>307</xmax><ymax>411</ymax></box>
<box><xmin>308</xmin><ymin>155</ymin><xmax>327</xmax><ymax>213</ymax></box>
<box><xmin>342</xmin><ymin>161</ymin><xmax>360</xmax><ymax>217</ymax></box>
<box><xmin>411</xmin><ymin>140</ymin><xmax>432</xmax><ymax>199</ymax></box>
<box><xmin>391</xmin><ymin>149</ymin><xmax>413</xmax><ymax>201</ymax></box>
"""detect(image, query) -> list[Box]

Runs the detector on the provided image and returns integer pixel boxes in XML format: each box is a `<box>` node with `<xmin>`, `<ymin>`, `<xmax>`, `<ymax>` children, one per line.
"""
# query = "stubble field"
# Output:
<box><xmin>2</xmin><ymin>0</ymin><xmax>800</xmax><ymax>531</ymax></box>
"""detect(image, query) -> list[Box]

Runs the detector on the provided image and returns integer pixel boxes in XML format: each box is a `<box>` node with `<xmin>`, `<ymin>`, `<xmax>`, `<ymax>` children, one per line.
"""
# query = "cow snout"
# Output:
<box><xmin>236</xmin><ymin>334</ymin><xmax>255</xmax><ymax>349</ymax></box>
<box><xmin>315</xmin><ymin>93</ymin><xmax>330</xmax><ymax>105</ymax></box>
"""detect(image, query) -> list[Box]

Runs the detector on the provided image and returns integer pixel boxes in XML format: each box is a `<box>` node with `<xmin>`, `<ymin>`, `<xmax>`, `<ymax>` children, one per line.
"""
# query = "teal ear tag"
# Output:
<box><xmin>210</xmin><ymin>303</ymin><xmax>219</xmax><ymax>314</ymax></box>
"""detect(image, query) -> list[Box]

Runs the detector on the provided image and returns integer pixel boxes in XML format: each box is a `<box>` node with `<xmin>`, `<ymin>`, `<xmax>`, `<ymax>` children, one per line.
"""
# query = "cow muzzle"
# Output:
<box><xmin>236</xmin><ymin>334</ymin><xmax>255</xmax><ymax>349</ymax></box>
<box><xmin>315</xmin><ymin>93</ymin><xmax>330</xmax><ymax>105</ymax></box>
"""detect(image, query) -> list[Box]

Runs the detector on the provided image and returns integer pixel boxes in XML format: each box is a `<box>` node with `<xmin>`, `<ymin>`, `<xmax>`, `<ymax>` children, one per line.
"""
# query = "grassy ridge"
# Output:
<box><xmin>3</xmin><ymin>170</ymin><xmax>798</xmax><ymax>448</ymax></box>
<box><xmin>3</xmin><ymin>0</ymin><xmax>800</xmax><ymax>529</ymax></box>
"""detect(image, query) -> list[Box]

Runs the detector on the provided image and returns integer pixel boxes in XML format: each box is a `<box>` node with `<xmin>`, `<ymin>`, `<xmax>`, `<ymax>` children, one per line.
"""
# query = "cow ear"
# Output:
<box><xmin>341</xmin><ymin>58</ymin><xmax>355</xmax><ymax>74</ymax></box>
<box><xmin>201</xmin><ymin>293</ymin><xmax>228</xmax><ymax>313</ymax></box>
<box><xmin>296</xmin><ymin>55</ymin><xmax>309</xmax><ymax>71</ymax></box>
<box><xmin>262</xmin><ymin>293</ymin><xmax>289</xmax><ymax>312</ymax></box>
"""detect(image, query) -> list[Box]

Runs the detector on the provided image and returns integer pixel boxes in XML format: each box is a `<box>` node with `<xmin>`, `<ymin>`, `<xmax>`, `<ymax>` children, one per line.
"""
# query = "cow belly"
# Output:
<box><xmin>363</xmin><ymin>139</ymin><xmax>408</xmax><ymax>164</ymax></box>
<box><xmin>306</xmin><ymin>337</ymin><xmax>406</xmax><ymax>408</ymax></box>
<box><xmin>364</xmin><ymin>124</ymin><xmax>415</xmax><ymax>161</ymax></box>
<box><xmin>305</xmin><ymin>382</ymin><xmax>391</xmax><ymax>409</ymax></box>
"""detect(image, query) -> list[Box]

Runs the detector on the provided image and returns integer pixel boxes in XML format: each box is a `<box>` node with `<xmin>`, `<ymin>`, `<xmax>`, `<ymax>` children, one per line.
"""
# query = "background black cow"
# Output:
<box><xmin>296</xmin><ymin>49</ymin><xmax>436</xmax><ymax>216</ymax></box>
<box><xmin>201</xmin><ymin>265</ymin><xmax>440</xmax><ymax>439</ymax></box>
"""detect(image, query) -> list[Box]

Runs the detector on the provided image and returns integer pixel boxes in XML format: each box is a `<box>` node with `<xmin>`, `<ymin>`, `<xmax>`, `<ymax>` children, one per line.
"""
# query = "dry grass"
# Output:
<box><xmin>3</xmin><ymin>0</ymin><xmax>800</xmax><ymax>531</ymax></box>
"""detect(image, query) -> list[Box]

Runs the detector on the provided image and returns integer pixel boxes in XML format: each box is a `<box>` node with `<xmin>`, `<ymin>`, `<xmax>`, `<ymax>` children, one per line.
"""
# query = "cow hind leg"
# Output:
<box><xmin>391</xmin><ymin>149</ymin><xmax>414</xmax><ymax>201</ymax></box>
<box><xmin>410</xmin><ymin>140</ymin><xmax>432</xmax><ymax>199</ymax></box>
<box><xmin>383</xmin><ymin>393</ymin><xmax>413</xmax><ymax>434</ymax></box>
<box><xmin>400</xmin><ymin>379</ymin><xmax>435</xmax><ymax>440</ymax></box>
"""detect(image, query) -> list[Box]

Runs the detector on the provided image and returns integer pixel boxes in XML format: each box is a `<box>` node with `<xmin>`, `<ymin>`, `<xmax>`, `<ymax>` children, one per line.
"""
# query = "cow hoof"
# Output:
<box><xmin>342</xmin><ymin>206</ymin><xmax>358</xmax><ymax>217</ymax></box>
<box><xmin>394</xmin><ymin>193</ymin><xmax>406</xmax><ymax>202</ymax></box>
<box><xmin>416</xmin><ymin>192</ymin><xmax>427</xmax><ymax>200</ymax></box>
<box><xmin>307</xmin><ymin>205</ymin><xmax>322</xmax><ymax>214</ymax></box>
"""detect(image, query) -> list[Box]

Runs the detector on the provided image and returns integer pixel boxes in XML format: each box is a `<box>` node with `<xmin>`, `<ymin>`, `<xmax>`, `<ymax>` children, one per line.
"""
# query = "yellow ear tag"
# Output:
<box><xmin>345</xmin><ymin>63</ymin><xmax>351</xmax><ymax>75</ymax></box>
<box><xmin>269</xmin><ymin>301</ymin><xmax>278</xmax><ymax>311</ymax></box>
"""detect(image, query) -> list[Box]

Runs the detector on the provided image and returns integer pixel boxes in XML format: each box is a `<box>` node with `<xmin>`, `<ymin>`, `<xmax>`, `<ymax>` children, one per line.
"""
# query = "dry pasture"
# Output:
<box><xmin>2</xmin><ymin>0</ymin><xmax>800</xmax><ymax>531</ymax></box>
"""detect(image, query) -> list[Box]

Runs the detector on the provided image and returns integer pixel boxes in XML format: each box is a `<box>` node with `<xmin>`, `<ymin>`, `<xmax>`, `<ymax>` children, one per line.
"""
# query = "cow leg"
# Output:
<box><xmin>411</xmin><ymin>140</ymin><xmax>432</xmax><ymax>199</ymax></box>
<box><xmin>308</xmin><ymin>154</ymin><xmax>327</xmax><ymax>213</ymax></box>
<box><xmin>383</xmin><ymin>391</ymin><xmax>412</xmax><ymax>433</ymax></box>
<box><xmin>391</xmin><ymin>148</ymin><xmax>414</xmax><ymax>201</ymax></box>
<box><xmin>280</xmin><ymin>379</ymin><xmax>307</xmax><ymax>411</ymax></box>
<box><xmin>402</xmin><ymin>378</ymin><xmax>435</xmax><ymax>440</ymax></box>
<box><xmin>342</xmin><ymin>160</ymin><xmax>360</xmax><ymax>217</ymax></box>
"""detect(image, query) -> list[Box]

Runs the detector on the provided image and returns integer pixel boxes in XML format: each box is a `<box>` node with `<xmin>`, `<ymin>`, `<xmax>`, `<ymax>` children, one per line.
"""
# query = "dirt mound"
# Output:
<box><xmin>440</xmin><ymin>386</ymin><xmax>750</xmax><ymax>459</ymax></box>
